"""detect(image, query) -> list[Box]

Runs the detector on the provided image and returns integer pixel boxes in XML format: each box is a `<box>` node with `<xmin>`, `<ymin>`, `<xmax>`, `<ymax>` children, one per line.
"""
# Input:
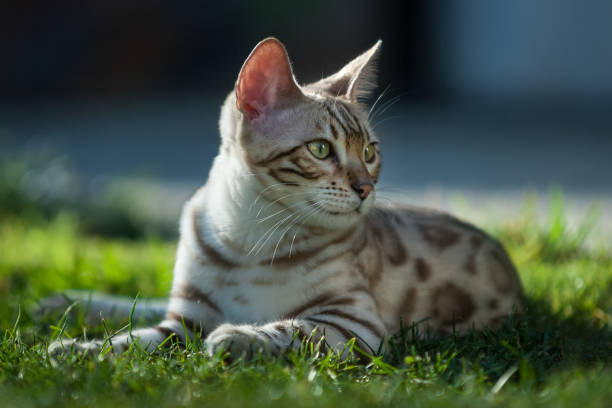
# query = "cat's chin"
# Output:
<box><xmin>302</xmin><ymin>207</ymin><xmax>367</xmax><ymax>231</ymax></box>
<box><xmin>307</xmin><ymin>199</ymin><xmax>374</xmax><ymax>228</ymax></box>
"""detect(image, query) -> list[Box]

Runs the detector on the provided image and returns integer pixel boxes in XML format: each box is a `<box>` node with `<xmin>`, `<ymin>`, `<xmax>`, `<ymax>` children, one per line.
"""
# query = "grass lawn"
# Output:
<box><xmin>1</xmin><ymin>195</ymin><xmax>612</xmax><ymax>407</ymax></box>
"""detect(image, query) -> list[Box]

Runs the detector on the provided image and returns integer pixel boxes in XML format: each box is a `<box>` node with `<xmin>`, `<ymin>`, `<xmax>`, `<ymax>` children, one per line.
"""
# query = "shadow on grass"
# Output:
<box><xmin>385</xmin><ymin>296</ymin><xmax>612</xmax><ymax>385</ymax></box>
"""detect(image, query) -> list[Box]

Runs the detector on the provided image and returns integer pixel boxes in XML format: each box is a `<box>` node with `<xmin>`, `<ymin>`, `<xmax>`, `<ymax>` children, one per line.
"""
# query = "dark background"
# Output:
<box><xmin>1</xmin><ymin>0</ymin><xmax>611</xmax><ymax>192</ymax></box>
<box><xmin>2</xmin><ymin>1</ymin><xmax>432</xmax><ymax>101</ymax></box>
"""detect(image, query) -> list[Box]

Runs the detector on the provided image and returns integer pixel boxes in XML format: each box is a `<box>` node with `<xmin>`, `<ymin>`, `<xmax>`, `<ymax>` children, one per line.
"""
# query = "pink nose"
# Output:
<box><xmin>352</xmin><ymin>182</ymin><xmax>373</xmax><ymax>200</ymax></box>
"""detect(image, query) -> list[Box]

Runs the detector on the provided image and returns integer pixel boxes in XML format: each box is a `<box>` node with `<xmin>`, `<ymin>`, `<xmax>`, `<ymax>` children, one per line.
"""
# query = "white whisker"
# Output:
<box><xmin>248</xmin><ymin>201</ymin><xmax>319</xmax><ymax>257</ymax></box>
<box><xmin>371</xmin><ymin>94</ymin><xmax>401</xmax><ymax>121</ymax></box>
<box><xmin>289</xmin><ymin>231</ymin><xmax>298</xmax><ymax>257</ymax></box>
<box><xmin>269</xmin><ymin>201</ymin><xmax>324</xmax><ymax>265</ymax></box>
<box><xmin>372</xmin><ymin>115</ymin><xmax>402</xmax><ymax>130</ymax></box>
<box><xmin>247</xmin><ymin>211</ymin><xmax>298</xmax><ymax>257</ymax></box>
<box><xmin>249</xmin><ymin>182</ymin><xmax>304</xmax><ymax>214</ymax></box>
<box><xmin>256</xmin><ymin>200</ymin><xmax>306</xmax><ymax>223</ymax></box>
<box><xmin>255</xmin><ymin>191</ymin><xmax>315</xmax><ymax>219</ymax></box>
<box><xmin>368</xmin><ymin>83</ymin><xmax>392</xmax><ymax>120</ymax></box>
<box><xmin>253</xmin><ymin>203</ymin><xmax>317</xmax><ymax>257</ymax></box>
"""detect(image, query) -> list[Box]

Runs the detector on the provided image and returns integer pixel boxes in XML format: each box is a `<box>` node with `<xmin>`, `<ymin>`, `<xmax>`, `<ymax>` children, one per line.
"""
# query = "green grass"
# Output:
<box><xmin>1</xmin><ymin>198</ymin><xmax>612</xmax><ymax>407</ymax></box>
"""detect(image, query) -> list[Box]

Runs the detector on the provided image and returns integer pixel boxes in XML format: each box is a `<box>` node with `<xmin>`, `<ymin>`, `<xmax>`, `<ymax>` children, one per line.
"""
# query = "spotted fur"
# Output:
<box><xmin>48</xmin><ymin>38</ymin><xmax>523</xmax><ymax>359</ymax></box>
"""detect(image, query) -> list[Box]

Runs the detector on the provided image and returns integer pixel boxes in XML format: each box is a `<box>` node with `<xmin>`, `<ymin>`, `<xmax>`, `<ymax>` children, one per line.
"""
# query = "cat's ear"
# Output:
<box><xmin>309</xmin><ymin>40</ymin><xmax>382</xmax><ymax>102</ymax></box>
<box><xmin>235</xmin><ymin>37</ymin><xmax>304</xmax><ymax>123</ymax></box>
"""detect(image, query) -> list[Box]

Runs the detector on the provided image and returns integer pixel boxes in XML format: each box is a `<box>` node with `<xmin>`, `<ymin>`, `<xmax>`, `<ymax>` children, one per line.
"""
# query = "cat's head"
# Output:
<box><xmin>221</xmin><ymin>37</ymin><xmax>382</xmax><ymax>230</ymax></box>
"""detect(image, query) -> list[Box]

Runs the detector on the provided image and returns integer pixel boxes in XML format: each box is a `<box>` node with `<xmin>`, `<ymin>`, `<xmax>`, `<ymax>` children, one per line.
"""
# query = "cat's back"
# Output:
<box><xmin>365</xmin><ymin>203</ymin><xmax>523</xmax><ymax>335</ymax></box>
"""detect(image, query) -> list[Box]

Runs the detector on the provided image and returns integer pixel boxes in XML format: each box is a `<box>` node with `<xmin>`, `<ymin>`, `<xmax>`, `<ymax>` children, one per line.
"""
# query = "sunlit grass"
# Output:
<box><xmin>1</xmin><ymin>196</ymin><xmax>611</xmax><ymax>407</ymax></box>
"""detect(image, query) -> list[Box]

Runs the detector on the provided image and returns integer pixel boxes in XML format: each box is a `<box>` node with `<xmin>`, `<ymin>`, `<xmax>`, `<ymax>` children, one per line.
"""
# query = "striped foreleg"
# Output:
<box><xmin>205</xmin><ymin>302</ymin><xmax>386</xmax><ymax>359</ymax></box>
<box><xmin>116</xmin><ymin>283</ymin><xmax>223</xmax><ymax>351</ymax></box>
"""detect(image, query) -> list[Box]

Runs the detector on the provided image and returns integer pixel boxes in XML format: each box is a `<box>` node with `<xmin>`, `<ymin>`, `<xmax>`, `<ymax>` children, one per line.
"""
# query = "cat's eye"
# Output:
<box><xmin>364</xmin><ymin>143</ymin><xmax>376</xmax><ymax>163</ymax></box>
<box><xmin>307</xmin><ymin>140</ymin><xmax>331</xmax><ymax>159</ymax></box>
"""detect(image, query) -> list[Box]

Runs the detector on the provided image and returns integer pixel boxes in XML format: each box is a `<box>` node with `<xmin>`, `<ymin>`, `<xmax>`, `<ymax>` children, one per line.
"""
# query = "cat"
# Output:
<box><xmin>48</xmin><ymin>38</ymin><xmax>523</xmax><ymax>359</ymax></box>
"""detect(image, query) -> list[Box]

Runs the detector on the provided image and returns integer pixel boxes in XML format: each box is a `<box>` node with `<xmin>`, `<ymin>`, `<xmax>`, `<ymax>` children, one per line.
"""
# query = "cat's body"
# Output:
<box><xmin>49</xmin><ymin>38</ymin><xmax>523</xmax><ymax>358</ymax></box>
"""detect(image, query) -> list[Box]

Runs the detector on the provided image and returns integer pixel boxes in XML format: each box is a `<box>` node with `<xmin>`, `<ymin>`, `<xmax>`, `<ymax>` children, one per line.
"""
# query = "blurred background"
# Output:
<box><xmin>1</xmin><ymin>0</ymin><xmax>611</xmax><ymax>240</ymax></box>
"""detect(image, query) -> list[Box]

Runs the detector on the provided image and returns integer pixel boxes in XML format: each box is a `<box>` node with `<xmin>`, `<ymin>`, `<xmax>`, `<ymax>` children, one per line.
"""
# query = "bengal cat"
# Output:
<box><xmin>48</xmin><ymin>38</ymin><xmax>523</xmax><ymax>359</ymax></box>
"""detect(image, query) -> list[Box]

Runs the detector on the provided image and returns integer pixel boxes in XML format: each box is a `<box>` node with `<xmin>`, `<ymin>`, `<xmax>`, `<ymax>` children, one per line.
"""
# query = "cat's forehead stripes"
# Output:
<box><xmin>323</xmin><ymin>99</ymin><xmax>374</xmax><ymax>146</ymax></box>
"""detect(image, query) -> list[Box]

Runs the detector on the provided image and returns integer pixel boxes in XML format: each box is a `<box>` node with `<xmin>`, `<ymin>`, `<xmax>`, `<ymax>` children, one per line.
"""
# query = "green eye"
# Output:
<box><xmin>307</xmin><ymin>140</ymin><xmax>331</xmax><ymax>159</ymax></box>
<box><xmin>364</xmin><ymin>143</ymin><xmax>376</xmax><ymax>163</ymax></box>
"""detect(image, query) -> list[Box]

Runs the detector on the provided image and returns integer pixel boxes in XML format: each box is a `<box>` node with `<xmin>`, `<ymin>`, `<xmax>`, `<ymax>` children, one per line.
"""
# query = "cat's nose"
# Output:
<box><xmin>352</xmin><ymin>182</ymin><xmax>373</xmax><ymax>200</ymax></box>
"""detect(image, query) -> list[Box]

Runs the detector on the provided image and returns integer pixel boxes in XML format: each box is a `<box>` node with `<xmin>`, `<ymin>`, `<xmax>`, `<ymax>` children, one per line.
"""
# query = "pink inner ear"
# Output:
<box><xmin>236</xmin><ymin>39</ymin><xmax>300</xmax><ymax>123</ymax></box>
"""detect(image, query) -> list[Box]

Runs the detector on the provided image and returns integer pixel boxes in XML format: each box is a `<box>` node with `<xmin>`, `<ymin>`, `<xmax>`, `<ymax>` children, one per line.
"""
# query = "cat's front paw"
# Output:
<box><xmin>48</xmin><ymin>338</ymin><xmax>104</xmax><ymax>358</ymax></box>
<box><xmin>205</xmin><ymin>324</ymin><xmax>275</xmax><ymax>360</ymax></box>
